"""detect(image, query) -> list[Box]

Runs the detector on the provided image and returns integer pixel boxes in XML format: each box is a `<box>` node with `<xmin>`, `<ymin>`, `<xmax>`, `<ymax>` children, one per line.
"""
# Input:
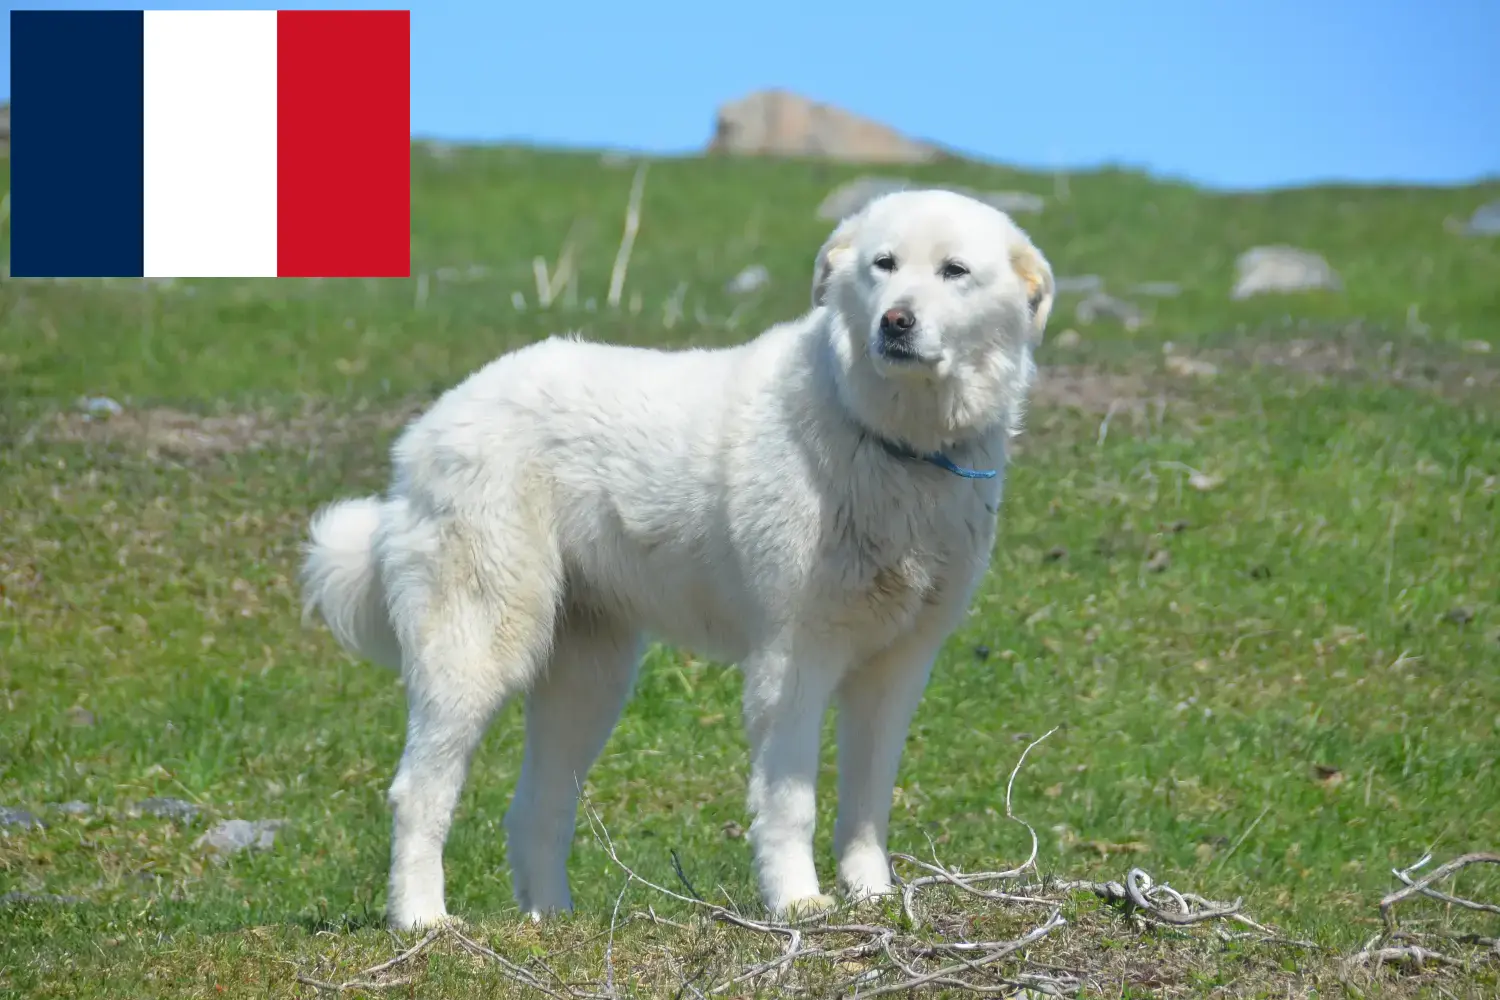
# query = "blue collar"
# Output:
<box><xmin>878</xmin><ymin>436</ymin><xmax>998</xmax><ymax>480</ymax></box>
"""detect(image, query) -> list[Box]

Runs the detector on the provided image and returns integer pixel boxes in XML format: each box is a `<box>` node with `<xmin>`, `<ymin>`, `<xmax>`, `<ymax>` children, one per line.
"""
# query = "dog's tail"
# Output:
<box><xmin>300</xmin><ymin>497</ymin><xmax>403</xmax><ymax>670</ymax></box>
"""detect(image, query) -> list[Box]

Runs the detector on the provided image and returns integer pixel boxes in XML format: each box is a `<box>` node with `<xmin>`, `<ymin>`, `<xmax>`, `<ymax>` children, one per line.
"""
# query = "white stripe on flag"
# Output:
<box><xmin>143</xmin><ymin>10</ymin><xmax>278</xmax><ymax>278</ymax></box>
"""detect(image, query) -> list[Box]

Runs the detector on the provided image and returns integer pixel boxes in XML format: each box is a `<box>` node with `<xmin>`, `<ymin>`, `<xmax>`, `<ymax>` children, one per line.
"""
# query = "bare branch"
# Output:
<box><xmin>1385</xmin><ymin>852</ymin><xmax>1500</xmax><ymax>926</ymax></box>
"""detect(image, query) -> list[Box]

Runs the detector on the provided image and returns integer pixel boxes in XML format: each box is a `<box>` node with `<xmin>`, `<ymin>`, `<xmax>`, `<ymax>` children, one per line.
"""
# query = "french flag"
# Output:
<box><xmin>10</xmin><ymin>9</ymin><xmax>410</xmax><ymax>279</ymax></box>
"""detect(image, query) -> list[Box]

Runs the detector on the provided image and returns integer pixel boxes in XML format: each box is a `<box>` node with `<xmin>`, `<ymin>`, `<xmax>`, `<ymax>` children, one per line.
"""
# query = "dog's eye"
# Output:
<box><xmin>872</xmin><ymin>253</ymin><xmax>897</xmax><ymax>273</ymax></box>
<box><xmin>941</xmin><ymin>260</ymin><xmax>970</xmax><ymax>280</ymax></box>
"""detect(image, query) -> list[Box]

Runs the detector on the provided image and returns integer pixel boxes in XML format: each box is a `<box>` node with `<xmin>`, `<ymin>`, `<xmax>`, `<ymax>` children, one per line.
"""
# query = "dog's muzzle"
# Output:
<box><xmin>878</xmin><ymin>306</ymin><xmax>921</xmax><ymax>361</ymax></box>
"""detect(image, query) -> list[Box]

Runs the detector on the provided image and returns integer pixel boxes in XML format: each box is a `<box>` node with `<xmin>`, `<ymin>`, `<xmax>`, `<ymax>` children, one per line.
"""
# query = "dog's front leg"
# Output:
<box><xmin>833</xmin><ymin>635</ymin><xmax>941</xmax><ymax>901</ymax></box>
<box><xmin>740</xmin><ymin>644</ymin><xmax>843</xmax><ymax>917</ymax></box>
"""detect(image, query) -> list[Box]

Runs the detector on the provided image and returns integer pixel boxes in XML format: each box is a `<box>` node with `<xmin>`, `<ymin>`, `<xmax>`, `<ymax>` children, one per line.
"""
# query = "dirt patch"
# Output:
<box><xmin>35</xmin><ymin>400</ymin><xmax>427</xmax><ymax>459</ymax></box>
<box><xmin>1031</xmin><ymin>366</ymin><xmax>1161</xmax><ymax>414</ymax></box>
<box><xmin>1205</xmin><ymin>328</ymin><xmax>1498</xmax><ymax>401</ymax></box>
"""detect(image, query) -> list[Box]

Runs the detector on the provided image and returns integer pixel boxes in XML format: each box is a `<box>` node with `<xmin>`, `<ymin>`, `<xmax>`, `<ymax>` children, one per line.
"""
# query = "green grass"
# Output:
<box><xmin>1</xmin><ymin>147</ymin><xmax>1498</xmax><ymax>997</ymax></box>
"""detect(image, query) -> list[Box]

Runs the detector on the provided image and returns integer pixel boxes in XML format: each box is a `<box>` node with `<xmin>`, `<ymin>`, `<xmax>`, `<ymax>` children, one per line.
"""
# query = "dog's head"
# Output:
<box><xmin>812</xmin><ymin>189</ymin><xmax>1054</xmax><ymax>449</ymax></box>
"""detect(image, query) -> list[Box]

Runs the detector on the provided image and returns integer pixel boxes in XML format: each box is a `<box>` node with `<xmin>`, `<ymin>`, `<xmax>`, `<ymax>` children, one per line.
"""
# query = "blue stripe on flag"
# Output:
<box><xmin>11</xmin><ymin>11</ymin><xmax>146</xmax><ymax>278</ymax></box>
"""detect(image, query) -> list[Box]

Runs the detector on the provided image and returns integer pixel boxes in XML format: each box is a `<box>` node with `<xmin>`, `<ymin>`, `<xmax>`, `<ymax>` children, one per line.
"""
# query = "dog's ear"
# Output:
<box><xmin>811</xmin><ymin>213</ymin><xmax>862</xmax><ymax>309</ymax></box>
<box><xmin>1009</xmin><ymin>241</ymin><xmax>1055</xmax><ymax>344</ymax></box>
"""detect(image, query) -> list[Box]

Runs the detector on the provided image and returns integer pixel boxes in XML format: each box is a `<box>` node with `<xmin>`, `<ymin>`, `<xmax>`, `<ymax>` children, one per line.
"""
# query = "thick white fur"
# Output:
<box><xmin>300</xmin><ymin>189</ymin><xmax>1055</xmax><ymax>930</ymax></box>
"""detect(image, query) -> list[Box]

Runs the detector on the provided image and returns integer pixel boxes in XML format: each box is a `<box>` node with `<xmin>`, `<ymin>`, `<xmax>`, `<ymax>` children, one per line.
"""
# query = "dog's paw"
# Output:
<box><xmin>389</xmin><ymin>910</ymin><xmax>463</xmax><ymax>933</ymax></box>
<box><xmin>780</xmin><ymin>893</ymin><xmax>838</xmax><ymax>919</ymax></box>
<box><xmin>841</xmin><ymin>882</ymin><xmax>898</xmax><ymax>907</ymax></box>
<box><xmin>523</xmin><ymin>906</ymin><xmax>574</xmax><ymax>924</ymax></box>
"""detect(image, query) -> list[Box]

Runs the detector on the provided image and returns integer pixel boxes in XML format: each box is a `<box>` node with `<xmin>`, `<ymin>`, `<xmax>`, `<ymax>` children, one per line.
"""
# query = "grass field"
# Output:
<box><xmin>2</xmin><ymin>147</ymin><xmax>1498</xmax><ymax>998</ymax></box>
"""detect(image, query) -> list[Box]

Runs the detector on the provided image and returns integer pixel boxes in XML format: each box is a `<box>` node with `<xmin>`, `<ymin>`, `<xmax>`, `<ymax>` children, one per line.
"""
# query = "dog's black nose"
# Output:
<box><xmin>880</xmin><ymin>306</ymin><xmax>916</xmax><ymax>336</ymax></box>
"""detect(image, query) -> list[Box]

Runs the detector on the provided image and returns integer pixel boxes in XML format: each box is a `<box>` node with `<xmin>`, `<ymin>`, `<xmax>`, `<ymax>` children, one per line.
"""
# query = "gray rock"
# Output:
<box><xmin>1075</xmin><ymin>292</ymin><xmax>1145</xmax><ymax>330</ymax></box>
<box><xmin>726</xmin><ymin>264</ymin><xmax>770</xmax><ymax>295</ymax></box>
<box><xmin>1464</xmin><ymin>200</ymin><xmax>1500</xmax><ymax>236</ymax></box>
<box><xmin>1131</xmin><ymin>281</ymin><xmax>1182</xmax><ymax>298</ymax></box>
<box><xmin>1054</xmin><ymin>274</ymin><xmax>1105</xmax><ymax>295</ymax></box>
<box><xmin>1</xmin><ymin>891</ymin><xmax>83</xmax><ymax>907</ymax></box>
<box><xmin>977</xmin><ymin>191</ymin><xmax>1046</xmax><ymax>215</ymax></box>
<box><xmin>78</xmin><ymin>396</ymin><xmax>123</xmax><ymax>420</ymax></box>
<box><xmin>52</xmin><ymin>801</ymin><xmax>92</xmax><ymax>817</ymax></box>
<box><xmin>133</xmin><ymin>797</ymin><xmax>200</xmax><ymax>823</ymax></box>
<box><xmin>0</xmin><ymin>807</ymin><xmax>43</xmax><ymax>830</ymax></box>
<box><xmin>816</xmin><ymin>176</ymin><xmax>1043</xmax><ymax>222</ymax></box>
<box><xmin>195</xmin><ymin>819</ymin><xmax>285</xmax><ymax>860</ymax></box>
<box><xmin>66</xmin><ymin>705</ymin><xmax>95</xmax><ymax>727</ymax></box>
<box><xmin>1231</xmin><ymin>246</ymin><xmax>1341</xmax><ymax>299</ymax></box>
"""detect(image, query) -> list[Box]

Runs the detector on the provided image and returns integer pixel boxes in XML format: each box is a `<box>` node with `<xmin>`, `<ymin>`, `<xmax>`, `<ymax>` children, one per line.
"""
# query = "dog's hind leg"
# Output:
<box><xmin>383</xmin><ymin>518</ymin><xmax>562</xmax><ymax>931</ymax></box>
<box><xmin>505</xmin><ymin>604</ymin><xmax>641</xmax><ymax>920</ymax></box>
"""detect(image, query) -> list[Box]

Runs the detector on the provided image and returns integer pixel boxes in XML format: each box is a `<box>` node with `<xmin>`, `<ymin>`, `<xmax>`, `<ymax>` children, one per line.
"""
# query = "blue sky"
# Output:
<box><xmin>6</xmin><ymin>0</ymin><xmax>1498</xmax><ymax>190</ymax></box>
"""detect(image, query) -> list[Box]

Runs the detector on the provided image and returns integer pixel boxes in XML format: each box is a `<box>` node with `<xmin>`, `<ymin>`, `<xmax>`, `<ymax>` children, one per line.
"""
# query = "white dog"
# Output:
<box><xmin>300</xmin><ymin>189</ymin><xmax>1054</xmax><ymax>930</ymax></box>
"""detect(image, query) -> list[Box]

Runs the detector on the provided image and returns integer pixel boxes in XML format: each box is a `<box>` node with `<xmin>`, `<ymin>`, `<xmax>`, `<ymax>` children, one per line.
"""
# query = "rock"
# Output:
<box><xmin>66</xmin><ymin>705</ymin><xmax>95</xmax><ymax>727</ymax></box>
<box><xmin>1463</xmin><ymin>201</ymin><xmax>1500</xmax><ymax>236</ymax></box>
<box><xmin>1231</xmin><ymin>246</ymin><xmax>1341</xmax><ymax>299</ymax></box>
<box><xmin>78</xmin><ymin>396</ymin><xmax>123</xmax><ymax>420</ymax></box>
<box><xmin>0</xmin><ymin>807</ymin><xmax>43</xmax><ymax>830</ymax></box>
<box><xmin>421</xmin><ymin>140</ymin><xmax>457</xmax><ymax>162</ymax></box>
<box><xmin>978</xmin><ymin>191</ymin><xmax>1045</xmax><ymax>215</ymax></box>
<box><xmin>52</xmin><ymin>801</ymin><xmax>92</xmax><ymax>817</ymax></box>
<box><xmin>725</xmin><ymin>264</ymin><xmax>770</xmax><ymax>295</ymax></box>
<box><xmin>132</xmin><ymin>797</ymin><xmax>199</xmax><ymax>823</ymax></box>
<box><xmin>1</xmin><ymin>891</ymin><xmax>83</xmax><ymax>907</ymax></box>
<box><xmin>1164</xmin><ymin>354</ymin><xmax>1219</xmax><ymax>378</ymax></box>
<box><xmin>1075</xmin><ymin>292</ymin><xmax>1145</xmax><ymax>331</ymax></box>
<box><xmin>1053</xmin><ymin>275</ymin><xmax>1104</xmax><ymax>295</ymax></box>
<box><xmin>1053</xmin><ymin>328</ymin><xmax>1083</xmax><ymax>349</ymax></box>
<box><xmin>710</xmin><ymin>90</ymin><xmax>942</xmax><ymax>164</ymax></box>
<box><xmin>195</xmin><ymin>819</ymin><xmax>285</xmax><ymax>860</ymax></box>
<box><xmin>816</xmin><ymin>175</ymin><xmax>1042</xmax><ymax>221</ymax></box>
<box><xmin>1131</xmin><ymin>281</ymin><xmax>1182</xmax><ymax>298</ymax></box>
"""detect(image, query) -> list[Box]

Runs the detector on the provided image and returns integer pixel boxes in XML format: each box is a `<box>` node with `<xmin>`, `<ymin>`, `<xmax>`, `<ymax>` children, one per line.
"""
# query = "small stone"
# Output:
<box><xmin>1074</xmin><ymin>291</ymin><xmax>1144</xmax><ymax>331</ymax></box>
<box><xmin>53</xmin><ymin>801</ymin><xmax>91</xmax><ymax>817</ymax></box>
<box><xmin>66</xmin><ymin>705</ymin><xmax>95</xmax><ymax>727</ymax></box>
<box><xmin>1444</xmin><ymin>607</ymin><xmax>1474</xmax><ymax>626</ymax></box>
<box><xmin>1231</xmin><ymin>246</ymin><xmax>1341</xmax><ymax>299</ymax></box>
<box><xmin>1164</xmin><ymin>354</ymin><xmax>1218</xmax><ymax>378</ymax></box>
<box><xmin>133</xmin><ymin>797</ymin><xmax>200</xmax><ymax>823</ymax></box>
<box><xmin>722</xmin><ymin>821</ymin><xmax>744</xmax><ymax>840</ymax></box>
<box><xmin>0</xmin><ymin>807</ymin><xmax>43</xmax><ymax>830</ymax></box>
<box><xmin>77</xmin><ymin>396</ymin><xmax>123</xmax><ymax>420</ymax></box>
<box><xmin>1053</xmin><ymin>328</ymin><xmax>1082</xmax><ymax>349</ymax></box>
<box><xmin>815</xmin><ymin>176</ymin><xmax>1042</xmax><ymax>221</ymax></box>
<box><xmin>1053</xmin><ymin>275</ymin><xmax>1104</xmax><ymax>295</ymax></box>
<box><xmin>1044</xmin><ymin>546</ymin><xmax>1068</xmax><ymax>562</ymax></box>
<box><xmin>195</xmin><ymin>819</ymin><xmax>285</xmax><ymax>860</ymax></box>
<box><xmin>1462</xmin><ymin>200</ymin><xmax>1500</xmax><ymax>236</ymax></box>
<box><xmin>1145</xmin><ymin>549</ymin><xmax>1172</xmax><ymax>573</ymax></box>
<box><xmin>725</xmin><ymin>264</ymin><xmax>770</xmax><ymax>295</ymax></box>
<box><xmin>1188</xmin><ymin>471</ymin><xmax>1224</xmax><ymax>491</ymax></box>
<box><xmin>973</xmin><ymin>644</ymin><xmax>992</xmax><ymax>660</ymax></box>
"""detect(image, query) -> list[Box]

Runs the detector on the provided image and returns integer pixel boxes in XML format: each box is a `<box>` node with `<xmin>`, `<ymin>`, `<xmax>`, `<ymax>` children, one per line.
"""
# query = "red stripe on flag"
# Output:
<box><xmin>277</xmin><ymin>10</ymin><xmax>409</xmax><ymax>278</ymax></box>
